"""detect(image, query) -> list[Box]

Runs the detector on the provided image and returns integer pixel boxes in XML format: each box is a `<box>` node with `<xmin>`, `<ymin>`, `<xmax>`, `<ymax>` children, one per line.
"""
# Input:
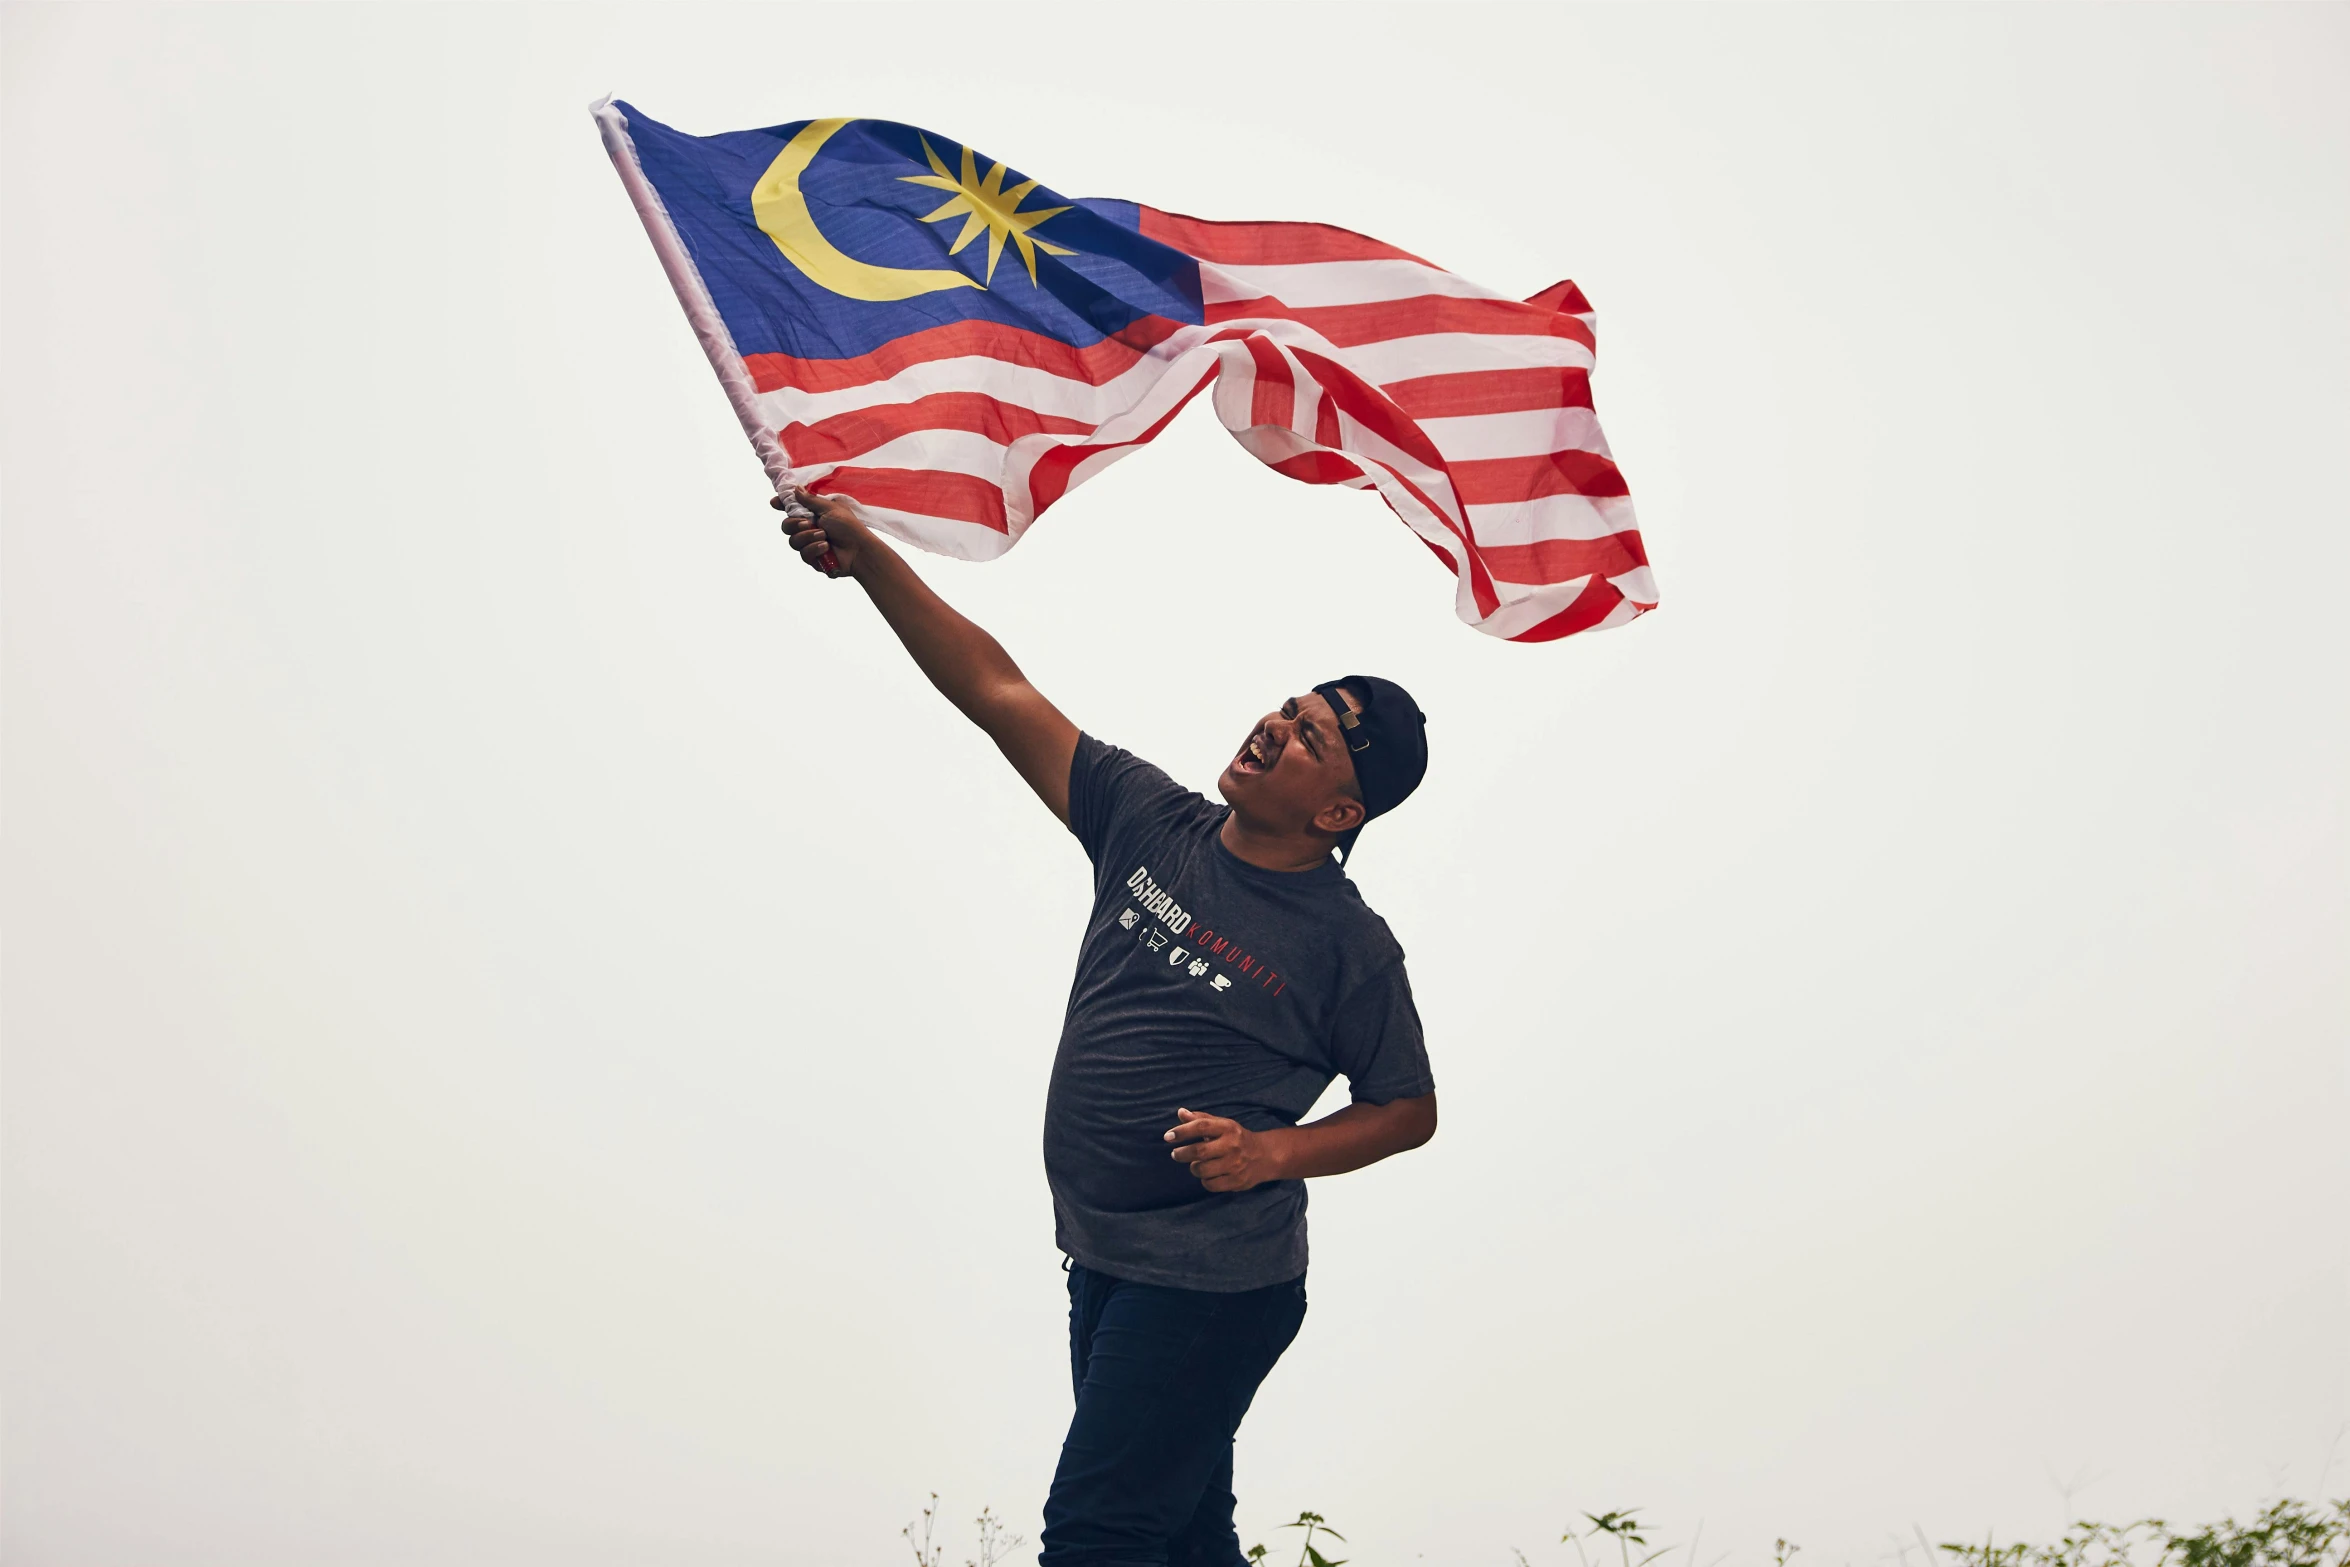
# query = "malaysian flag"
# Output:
<box><xmin>594</xmin><ymin>102</ymin><xmax>1653</xmax><ymax>643</ymax></box>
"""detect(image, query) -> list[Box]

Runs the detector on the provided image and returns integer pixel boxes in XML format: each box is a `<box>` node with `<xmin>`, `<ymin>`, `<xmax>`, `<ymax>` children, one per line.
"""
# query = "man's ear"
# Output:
<box><xmin>1312</xmin><ymin>795</ymin><xmax>1367</xmax><ymax>836</ymax></box>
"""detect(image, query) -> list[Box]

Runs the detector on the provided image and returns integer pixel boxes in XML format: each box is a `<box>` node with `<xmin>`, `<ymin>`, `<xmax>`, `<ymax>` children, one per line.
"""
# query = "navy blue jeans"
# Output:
<box><xmin>1038</xmin><ymin>1262</ymin><xmax>1309</xmax><ymax>1567</ymax></box>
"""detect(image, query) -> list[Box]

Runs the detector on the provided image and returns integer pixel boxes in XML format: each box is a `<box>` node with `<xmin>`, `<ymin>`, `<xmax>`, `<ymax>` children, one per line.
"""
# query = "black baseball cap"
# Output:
<box><xmin>1310</xmin><ymin>675</ymin><xmax>1429</xmax><ymax>864</ymax></box>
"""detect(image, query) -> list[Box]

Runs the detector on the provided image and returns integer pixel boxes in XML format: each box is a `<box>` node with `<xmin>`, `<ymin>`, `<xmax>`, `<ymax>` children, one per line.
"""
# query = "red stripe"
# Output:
<box><xmin>810</xmin><ymin>468</ymin><xmax>1007</xmax><ymax>532</ymax></box>
<box><xmin>1347</xmin><ymin>451</ymin><xmax>1500</xmax><ymax>618</ymax></box>
<box><xmin>1026</xmin><ymin>371</ymin><xmax>1218</xmax><ymax>514</ymax></box>
<box><xmin>1289</xmin><ymin>347</ymin><xmax>1493</xmax><ymax>614</ymax></box>
<box><xmin>744</xmin><ymin>314</ymin><xmax>1187</xmax><ymax>394</ymax></box>
<box><xmin>1206</xmin><ymin>294</ymin><xmax>1595</xmax><ymax>350</ymax></box>
<box><xmin>1138</xmin><ymin>207</ymin><xmax>1434</xmax><ymax>267</ymax></box>
<box><xmin>1313</xmin><ymin>387</ymin><xmax>1341</xmax><ymax>449</ymax></box>
<box><xmin>780</xmin><ymin>393</ymin><xmax>1093</xmax><ymax>466</ymax></box>
<box><xmin>1202</xmin><ymin>326</ymin><xmax>1298</xmax><ymax>430</ymax></box>
<box><xmin>1291</xmin><ymin>348</ymin><xmax>1450</xmax><ymax>471</ymax></box>
<box><xmin>1384</xmin><ymin>367</ymin><xmax>1591</xmax><ymax>418</ymax></box>
<box><xmin>1269</xmin><ymin>451</ymin><xmax>1365</xmax><ymax>485</ymax></box>
<box><xmin>1507</xmin><ymin>577</ymin><xmax>1628</xmax><ymax>643</ymax></box>
<box><xmin>1450</xmin><ymin>449</ymin><xmax>1630</xmax><ymax>504</ymax></box>
<box><xmin>1521</xmin><ymin>279</ymin><xmax>1594</xmax><ymax>317</ymax></box>
<box><xmin>1243</xmin><ymin>337</ymin><xmax>1295</xmax><ymax>429</ymax></box>
<box><xmin>1475</xmin><ymin>533</ymin><xmax>1647</xmax><ymax>585</ymax></box>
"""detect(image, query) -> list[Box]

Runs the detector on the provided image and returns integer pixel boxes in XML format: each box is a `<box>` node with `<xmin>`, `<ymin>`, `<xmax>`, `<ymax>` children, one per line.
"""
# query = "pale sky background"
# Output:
<box><xmin>5</xmin><ymin>5</ymin><xmax>2346</xmax><ymax>1565</ymax></box>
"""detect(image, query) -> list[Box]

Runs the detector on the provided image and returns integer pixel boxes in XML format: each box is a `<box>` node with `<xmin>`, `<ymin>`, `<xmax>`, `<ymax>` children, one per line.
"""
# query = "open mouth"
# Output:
<box><xmin>1232</xmin><ymin>727</ymin><xmax>1280</xmax><ymax>776</ymax></box>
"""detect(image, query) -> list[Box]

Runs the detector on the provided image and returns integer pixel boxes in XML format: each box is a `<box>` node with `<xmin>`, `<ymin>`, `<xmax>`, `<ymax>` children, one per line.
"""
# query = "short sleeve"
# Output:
<box><xmin>1327</xmin><ymin>962</ymin><xmax>1434</xmax><ymax>1103</ymax></box>
<box><xmin>1067</xmin><ymin>733</ymin><xmax>1210</xmax><ymax>869</ymax></box>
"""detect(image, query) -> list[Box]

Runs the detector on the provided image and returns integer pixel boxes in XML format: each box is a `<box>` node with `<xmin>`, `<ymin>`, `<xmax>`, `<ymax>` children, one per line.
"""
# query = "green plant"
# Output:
<box><xmin>1543</xmin><ymin>1505</ymin><xmax>1724</xmax><ymax>1567</ymax></box>
<box><xmin>2168</xmin><ymin>1500</ymin><xmax>2350</xmax><ymax>1567</ymax></box>
<box><xmin>1249</xmin><ymin>1509</ymin><xmax>1348</xmax><ymax>1567</ymax></box>
<box><xmin>906</xmin><ymin>1492</ymin><xmax>2346</xmax><ymax>1567</ymax></box>
<box><xmin>1567</xmin><ymin>1509</ymin><xmax>1669</xmax><ymax>1567</ymax></box>
<box><xmin>1522</xmin><ymin>1502</ymin><xmax>2342</xmax><ymax>1567</ymax></box>
<box><xmin>1936</xmin><ymin>1500</ymin><xmax>2349</xmax><ymax>1567</ymax></box>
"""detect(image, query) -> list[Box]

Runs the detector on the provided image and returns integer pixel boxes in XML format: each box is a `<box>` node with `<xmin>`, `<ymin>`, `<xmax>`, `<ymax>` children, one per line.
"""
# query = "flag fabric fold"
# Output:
<box><xmin>596</xmin><ymin>102</ymin><xmax>1654</xmax><ymax>642</ymax></box>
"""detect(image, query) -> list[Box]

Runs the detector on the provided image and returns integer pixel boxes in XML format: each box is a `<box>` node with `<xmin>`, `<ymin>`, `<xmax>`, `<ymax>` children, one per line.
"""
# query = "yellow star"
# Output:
<box><xmin>900</xmin><ymin>137</ymin><xmax>1076</xmax><ymax>287</ymax></box>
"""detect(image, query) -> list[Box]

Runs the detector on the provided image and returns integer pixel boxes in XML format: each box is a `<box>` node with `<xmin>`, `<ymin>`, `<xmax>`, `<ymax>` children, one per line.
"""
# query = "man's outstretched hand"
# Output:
<box><xmin>773</xmin><ymin>487</ymin><xmax>874</xmax><ymax>578</ymax></box>
<box><xmin>1166</xmin><ymin>1108</ymin><xmax>1283</xmax><ymax>1193</ymax></box>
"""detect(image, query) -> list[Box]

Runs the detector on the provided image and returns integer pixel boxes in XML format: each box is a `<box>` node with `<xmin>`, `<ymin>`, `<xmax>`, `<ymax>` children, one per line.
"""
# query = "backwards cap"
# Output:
<box><xmin>1311</xmin><ymin>675</ymin><xmax>1429</xmax><ymax>865</ymax></box>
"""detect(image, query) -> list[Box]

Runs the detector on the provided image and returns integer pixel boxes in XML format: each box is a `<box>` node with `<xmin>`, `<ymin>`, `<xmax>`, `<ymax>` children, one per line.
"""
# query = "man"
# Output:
<box><xmin>775</xmin><ymin>489</ymin><xmax>1438</xmax><ymax>1567</ymax></box>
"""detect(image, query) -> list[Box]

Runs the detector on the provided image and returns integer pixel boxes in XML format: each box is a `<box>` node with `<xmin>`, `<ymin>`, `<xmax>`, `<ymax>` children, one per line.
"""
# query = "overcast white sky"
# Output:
<box><xmin>5</xmin><ymin>5</ymin><xmax>2346</xmax><ymax>1565</ymax></box>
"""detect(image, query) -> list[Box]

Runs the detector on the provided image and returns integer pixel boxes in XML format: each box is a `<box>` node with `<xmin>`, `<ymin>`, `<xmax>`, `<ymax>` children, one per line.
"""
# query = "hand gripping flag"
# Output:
<box><xmin>593</xmin><ymin>101</ymin><xmax>1654</xmax><ymax>642</ymax></box>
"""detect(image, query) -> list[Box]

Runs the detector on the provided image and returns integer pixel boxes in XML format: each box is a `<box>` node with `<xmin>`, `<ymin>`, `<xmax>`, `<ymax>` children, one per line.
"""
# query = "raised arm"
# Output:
<box><xmin>777</xmin><ymin>488</ymin><xmax>1079</xmax><ymax>823</ymax></box>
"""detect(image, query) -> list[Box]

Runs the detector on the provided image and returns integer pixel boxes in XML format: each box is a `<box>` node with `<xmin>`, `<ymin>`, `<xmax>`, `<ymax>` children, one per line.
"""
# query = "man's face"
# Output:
<box><xmin>1217</xmin><ymin>688</ymin><xmax>1365</xmax><ymax>836</ymax></box>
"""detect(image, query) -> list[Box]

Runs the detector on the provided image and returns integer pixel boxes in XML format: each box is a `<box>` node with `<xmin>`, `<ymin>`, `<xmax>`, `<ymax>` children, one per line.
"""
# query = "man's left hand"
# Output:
<box><xmin>1165</xmin><ymin>1108</ymin><xmax>1285</xmax><ymax>1193</ymax></box>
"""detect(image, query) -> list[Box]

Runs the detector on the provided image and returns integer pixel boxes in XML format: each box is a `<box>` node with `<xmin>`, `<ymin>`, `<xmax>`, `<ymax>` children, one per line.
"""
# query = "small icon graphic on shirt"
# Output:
<box><xmin>1144</xmin><ymin>930</ymin><xmax>1168</xmax><ymax>953</ymax></box>
<box><xmin>1209</xmin><ymin>973</ymin><xmax>1232</xmax><ymax>992</ymax></box>
<box><xmin>1117</xmin><ymin>909</ymin><xmax>1139</xmax><ymax>930</ymax></box>
<box><xmin>1188</xmin><ymin>959</ymin><xmax>1211</xmax><ymax>978</ymax></box>
<box><xmin>1168</xmin><ymin>947</ymin><xmax>1189</xmax><ymax>966</ymax></box>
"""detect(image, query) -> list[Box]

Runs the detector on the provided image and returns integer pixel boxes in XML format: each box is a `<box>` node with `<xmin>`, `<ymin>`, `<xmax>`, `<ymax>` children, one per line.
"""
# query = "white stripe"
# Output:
<box><xmin>1316</xmin><ymin>453</ymin><xmax>1640</xmax><ymax>636</ymax></box>
<box><xmin>1478</xmin><ymin>577</ymin><xmax>1597</xmax><ymax>640</ymax></box>
<box><xmin>1609</xmin><ymin>565</ymin><xmax>1660</xmax><ymax>605</ymax></box>
<box><xmin>1480</xmin><ymin>546</ymin><xmax>1641</xmax><ymax>591</ymax></box>
<box><xmin>1081</xmin><ymin>343</ymin><xmax>1224</xmax><ymax>443</ymax></box>
<box><xmin>800</xmin><ymin>372</ymin><xmax>1632</xmax><ymax>545</ymax></box>
<box><xmin>1059</xmin><ymin>443</ymin><xmax>1149</xmax><ymax>495</ymax></box>
<box><xmin>1232</xmin><ymin>425</ymin><xmax>1323</xmax><ymax>468</ymax></box>
<box><xmin>1343</xmin><ymin>329</ymin><xmax>1594</xmax><ymax>384</ymax></box>
<box><xmin>756</xmin><ymin>339</ymin><xmax>1200</xmax><ymax>429</ymax></box>
<box><xmin>1199</xmin><ymin>259</ymin><xmax>1512</xmax><ymax>308</ymax></box>
<box><xmin>1206</xmin><ymin>336</ymin><xmax>1264</xmax><ymax>435</ymax></box>
<box><xmin>1464</xmin><ymin>493</ymin><xmax>1640</xmax><ymax>545</ymax></box>
<box><xmin>1001</xmin><ymin>356</ymin><xmax>1222</xmax><ymax>529</ymax></box>
<box><xmin>1348</xmin><ymin>459</ymin><xmax>1491</xmax><ymax>627</ymax></box>
<box><xmin>856</xmin><ymin>504</ymin><xmax>1016</xmax><ymax>563</ymax></box>
<box><xmin>790</xmin><ymin>376</ymin><xmax>1633</xmax><ymax>551</ymax></box>
<box><xmin>1333</xmin><ymin>411</ymin><xmax>1464</xmax><ymax>523</ymax></box>
<box><xmin>756</xmin><ymin>317</ymin><xmax>1590</xmax><ymax>432</ymax></box>
<box><xmin>792</xmin><ymin>400</ymin><xmax>1616</xmax><ymax>493</ymax></box>
<box><xmin>794</xmin><ymin>428</ymin><xmax>1011</xmax><ymax>486</ymax></box>
<box><xmin>1420</xmin><ymin>407</ymin><xmax>1610</xmax><ymax>461</ymax></box>
<box><xmin>807</xmin><ymin>361</ymin><xmax>1224</xmax><ymax>520</ymax></box>
<box><xmin>1213</xmin><ymin>314</ymin><xmax>1596</xmax><ymax>383</ymax></box>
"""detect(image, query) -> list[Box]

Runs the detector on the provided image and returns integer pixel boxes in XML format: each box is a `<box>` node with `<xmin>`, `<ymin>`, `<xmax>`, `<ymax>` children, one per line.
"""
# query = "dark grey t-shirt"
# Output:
<box><xmin>1045</xmin><ymin>734</ymin><xmax>1434</xmax><ymax>1292</ymax></box>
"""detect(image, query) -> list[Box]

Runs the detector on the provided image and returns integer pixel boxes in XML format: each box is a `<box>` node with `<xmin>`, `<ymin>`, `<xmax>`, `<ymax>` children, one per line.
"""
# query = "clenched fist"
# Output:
<box><xmin>771</xmin><ymin>486</ymin><xmax>874</xmax><ymax>578</ymax></box>
<box><xmin>1165</xmin><ymin>1107</ymin><xmax>1287</xmax><ymax>1193</ymax></box>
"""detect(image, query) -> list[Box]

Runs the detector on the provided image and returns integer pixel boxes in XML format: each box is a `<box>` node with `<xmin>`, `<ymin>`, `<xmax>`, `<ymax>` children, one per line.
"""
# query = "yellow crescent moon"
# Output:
<box><xmin>751</xmin><ymin>118</ymin><xmax>984</xmax><ymax>302</ymax></box>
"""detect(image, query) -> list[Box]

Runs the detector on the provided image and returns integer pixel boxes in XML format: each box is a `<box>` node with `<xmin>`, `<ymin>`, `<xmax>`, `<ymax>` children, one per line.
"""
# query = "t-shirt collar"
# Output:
<box><xmin>1209</xmin><ymin>809</ymin><xmax>1348</xmax><ymax>885</ymax></box>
